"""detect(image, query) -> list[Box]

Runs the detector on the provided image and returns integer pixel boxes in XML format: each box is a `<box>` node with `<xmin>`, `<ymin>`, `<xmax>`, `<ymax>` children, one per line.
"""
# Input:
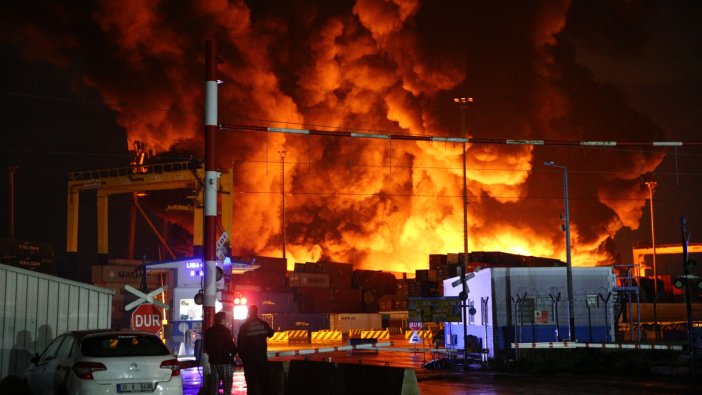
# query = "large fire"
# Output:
<box><xmin>5</xmin><ymin>1</ymin><xmax>667</xmax><ymax>272</ymax></box>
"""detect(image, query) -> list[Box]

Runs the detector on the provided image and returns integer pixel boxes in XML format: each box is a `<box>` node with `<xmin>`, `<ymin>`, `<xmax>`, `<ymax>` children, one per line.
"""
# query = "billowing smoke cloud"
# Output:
<box><xmin>3</xmin><ymin>0</ymin><xmax>665</xmax><ymax>271</ymax></box>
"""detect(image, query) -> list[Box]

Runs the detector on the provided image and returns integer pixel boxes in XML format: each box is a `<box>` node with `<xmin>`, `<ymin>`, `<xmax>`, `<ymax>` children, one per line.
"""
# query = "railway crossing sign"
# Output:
<box><xmin>124</xmin><ymin>285</ymin><xmax>169</xmax><ymax>311</ymax></box>
<box><xmin>131</xmin><ymin>303</ymin><xmax>163</xmax><ymax>334</ymax></box>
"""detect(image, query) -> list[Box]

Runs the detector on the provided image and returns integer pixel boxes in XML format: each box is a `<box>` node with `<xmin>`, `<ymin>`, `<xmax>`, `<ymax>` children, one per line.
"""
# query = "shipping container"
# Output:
<box><xmin>429</xmin><ymin>254</ymin><xmax>447</xmax><ymax>269</ymax></box>
<box><xmin>378</xmin><ymin>295</ymin><xmax>397</xmax><ymax>311</ymax></box>
<box><xmin>234</xmin><ymin>255</ymin><xmax>287</xmax><ymax>272</ymax></box>
<box><xmin>288</xmin><ymin>272</ymin><xmax>330</xmax><ymax>288</ymax></box>
<box><xmin>329</xmin><ymin>313</ymin><xmax>382</xmax><ymax>334</ymax></box>
<box><xmin>294</xmin><ymin>288</ymin><xmax>332</xmax><ymax>313</ymax></box>
<box><xmin>264</xmin><ymin>313</ymin><xmax>330</xmax><ymax>332</ymax></box>
<box><xmin>352</xmin><ymin>270</ymin><xmax>397</xmax><ymax>296</ymax></box>
<box><xmin>324</xmin><ymin>261</ymin><xmax>353</xmax><ymax>288</ymax></box>
<box><xmin>91</xmin><ymin>265</ymin><xmax>162</xmax><ymax>287</ymax></box>
<box><xmin>246</xmin><ymin>292</ymin><xmax>297</xmax><ymax>314</ymax></box>
<box><xmin>235</xmin><ymin>270</ymin><xmax>287</xmax><ymax>291</ymax></box>
<box><xmin>416</xmin><ymin>269</ymin><xmax>429</xmax><ymax>282</ymax></box>
<box><xmin>0</xmin><ymin>238</ymin><xmax>55</xmax><ymax>275</ymax></box>
<box><xmin>0</xmin><ymin>263</ymin><xmax>113</xmax><ymax>379</ymax></box>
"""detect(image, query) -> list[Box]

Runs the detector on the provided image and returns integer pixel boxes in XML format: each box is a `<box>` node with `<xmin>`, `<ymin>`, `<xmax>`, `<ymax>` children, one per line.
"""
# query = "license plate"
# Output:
<box><xmin>116</xmin><ymin>382</ymin><xmax>155</xmax><ymax>392</ymax></box>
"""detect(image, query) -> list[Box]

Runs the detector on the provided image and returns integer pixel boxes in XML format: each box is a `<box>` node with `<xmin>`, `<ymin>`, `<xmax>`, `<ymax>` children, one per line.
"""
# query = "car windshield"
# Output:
<box><xmin>81</xmin><ymin>334</ymin><xmax>170</xmax><ymax>357</ymax></box>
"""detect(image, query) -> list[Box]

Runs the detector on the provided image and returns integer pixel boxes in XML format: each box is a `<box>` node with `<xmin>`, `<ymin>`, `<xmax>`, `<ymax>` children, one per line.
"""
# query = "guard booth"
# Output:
<box><xmin>442</xmin><ymin>266</ymin><xmax>616</xmax><ymax>360</ymax></box>
<box><xmin>144</xmin><ymin>257</ymin><xmax>257</xmax><ymax>355</ymax></box>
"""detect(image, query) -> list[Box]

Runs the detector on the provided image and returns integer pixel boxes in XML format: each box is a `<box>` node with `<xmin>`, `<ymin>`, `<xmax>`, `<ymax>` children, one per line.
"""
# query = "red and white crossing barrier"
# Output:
<box><xmin>267</xmin><ymin>341</ymin><xmax>394</xmax><ymax>358</ymax></box>
<box><xmin>512</xmin><ymin>342</ymin><xmax>683</xmax><ymax>350</ymax></box>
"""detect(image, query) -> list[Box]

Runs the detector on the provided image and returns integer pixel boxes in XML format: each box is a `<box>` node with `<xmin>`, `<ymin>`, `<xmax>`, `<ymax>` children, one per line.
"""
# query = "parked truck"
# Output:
<box><xmin>0</xmin><ymin>263</ymin><xmax>113</xmax><ymax>380</ymax></box>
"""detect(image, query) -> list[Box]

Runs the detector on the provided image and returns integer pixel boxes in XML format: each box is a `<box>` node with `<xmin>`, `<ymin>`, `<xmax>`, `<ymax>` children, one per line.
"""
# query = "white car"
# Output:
<box><xmin>25</xmin><ymin>329</ymin><xmax>182</xmax><ymax>395</ymax></box>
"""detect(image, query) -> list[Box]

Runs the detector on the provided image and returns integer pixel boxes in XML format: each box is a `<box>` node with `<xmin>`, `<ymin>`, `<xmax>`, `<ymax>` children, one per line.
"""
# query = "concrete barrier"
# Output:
<box><xmin>386</xmin><ymin>327</ymin><xmax>404</xmax><ymax>335</ymax></box>
<box><xmin>312</xmin><ymin>330</ymin><xmax>343</xmax><ymax>343</ymax></box>
<box><xmin>348</xmin><ymin>329</ymin><xmax>363</xmax><ymax>338</ymax></box>
<box><xmin>287</xmin><ymin>330</ymin><xmax>309</xmax><ymax>343</ymax></box>
<box><xmin>361</xmin><ymin>330</ymin><xmax>390</xmax><ymax>340</ymax></box>
<box><xmin>404</xmin><ymin>330</ymin><xmax>433</xmax><ymax>339</ymax></box>
<box><xmin>268</xmin><ymin>331</ymin><xmax>289</xmax><ymax>343</ymax></box>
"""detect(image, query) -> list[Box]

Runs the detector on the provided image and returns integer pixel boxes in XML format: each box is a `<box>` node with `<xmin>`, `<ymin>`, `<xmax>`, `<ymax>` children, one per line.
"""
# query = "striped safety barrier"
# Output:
<box><xmin>361</xmin><ymin>330</ymin><xmax>390</xmax><ymax>340</ymax></box>
<box><xmin>268</xmin><ymin>332</ymin><xmax>289</xmax><ymax>343</ymax></box>
<box><xmin>386</xmin><ymin>327</ymin><xmax>403</xmax><ymax>335</ymax></box>
<box><xmin>287</xmin><ymin>330</ymin><xmax>309</xmax><ymax>342</ymax></box>
<box><xmin>348</xmin><ymin>329</ymin><xmax>364</xmax><ymax>339</ymax></box>
<box><xmin>311</xmin><ymin>330</ymin><xmax>342</xmax><ymax>343</ymax></box>
<box><xmin>404</xmin><ymin>330</ymin><xmax>433</xmax><ymax>340</ymax></box>
<box><xmin>512</xmin><ymin>342</ymin><xmax>683</xmax><ymax>351</ymax></box>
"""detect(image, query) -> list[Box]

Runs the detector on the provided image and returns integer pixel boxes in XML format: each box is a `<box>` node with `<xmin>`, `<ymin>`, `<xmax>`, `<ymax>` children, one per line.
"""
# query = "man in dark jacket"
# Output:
<box><xmin>204</xmin><ymin>311</ymin><xmax>237</xmax><ymax>395</ymax></box>
<box><xmin>237</xmin><ymin>305</ymin><xmax>274</xmax><ymax>395</ymax></box>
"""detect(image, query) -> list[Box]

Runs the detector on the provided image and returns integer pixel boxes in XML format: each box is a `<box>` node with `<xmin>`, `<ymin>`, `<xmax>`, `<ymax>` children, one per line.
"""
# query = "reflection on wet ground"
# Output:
<box><xmin>182</xmin><ymin>338</ymin><xmax>698</xmax><ymax>394</ymax></box>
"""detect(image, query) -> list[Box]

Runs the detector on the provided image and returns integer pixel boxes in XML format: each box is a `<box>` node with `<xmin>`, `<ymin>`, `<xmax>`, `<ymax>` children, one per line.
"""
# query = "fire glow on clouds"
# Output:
<box><xmin>6</xmin><ymin>0</ymin><xmax>665</xmax><ymax>272</ymax></box>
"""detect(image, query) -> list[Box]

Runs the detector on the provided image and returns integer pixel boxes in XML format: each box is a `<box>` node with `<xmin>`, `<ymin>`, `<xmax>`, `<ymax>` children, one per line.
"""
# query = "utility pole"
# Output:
<box><xmin>203</xmin><ymin>40</ymin><xmax>219</xmax><ymax>330</ymax></box>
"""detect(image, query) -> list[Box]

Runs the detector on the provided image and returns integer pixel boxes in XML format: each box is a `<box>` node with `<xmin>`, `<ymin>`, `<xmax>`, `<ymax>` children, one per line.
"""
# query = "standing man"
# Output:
<box><xmin>237</xmin><ymin>305</ymin><xmax>274</xmax><ymax>395</ymax></box>
<box><xmin>204</xmin><ymin>311</ymin><xmax>237</xmax><ymax>395</ymax></box>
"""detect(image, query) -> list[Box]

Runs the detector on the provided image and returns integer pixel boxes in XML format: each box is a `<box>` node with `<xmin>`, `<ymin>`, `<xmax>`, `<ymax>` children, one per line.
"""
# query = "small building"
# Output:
<box><xmin>442</xmin><ymin>266</ymin><xmax>616</xmax><ymax>359</ymax></box>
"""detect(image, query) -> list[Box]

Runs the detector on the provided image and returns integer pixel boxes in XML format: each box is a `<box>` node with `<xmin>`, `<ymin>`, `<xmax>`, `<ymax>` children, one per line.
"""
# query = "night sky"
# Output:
<box><xmin>1</xmin><ymin>1</ymin><xmax>701</xmax><ymax>279</ymax></box>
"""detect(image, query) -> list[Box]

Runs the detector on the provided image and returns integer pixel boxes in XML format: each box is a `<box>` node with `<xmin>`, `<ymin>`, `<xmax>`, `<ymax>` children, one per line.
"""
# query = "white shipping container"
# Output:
<box><xmin>0</xmin><ymin>263</ymin><xmax>113</xmax><ymax>380</ymax></box>
<box><xmin>329</xmin><ymin>313</ymin><xmax>382</xmax><ymax>334</ymax></box>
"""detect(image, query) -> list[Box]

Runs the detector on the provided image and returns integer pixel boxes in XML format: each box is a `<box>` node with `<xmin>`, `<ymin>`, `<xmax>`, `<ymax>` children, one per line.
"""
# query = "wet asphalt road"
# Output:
<box><xmin>182</xmin><ymin>337</ymin><xmax>698</xmax><ymax>394</ymax></box>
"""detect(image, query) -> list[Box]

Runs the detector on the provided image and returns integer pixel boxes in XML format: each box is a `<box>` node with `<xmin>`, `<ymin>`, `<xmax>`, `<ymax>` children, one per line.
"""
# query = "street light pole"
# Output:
<box><xmin>279</xmin><ymin>150</ymin><xmax>287</xmax><ymax>261</ymax></box>
<box><xmin>453</xmin><ymin>97</ymin><xmax>474</xmax><ymax>369</ymax></box>
<box><xmin>453</xmin><ymin>97</ymin><xmax>473</xmax><ymax>257</ymax></box>
<box><xmin>545</xmin><ymin>161</ymin><xmax>576</xmax><ymax>342</ymax></box>
<box><xmin>644</xmin><ymin>181</ymin><xmax>659</xmax><ymax>340</ymax></box>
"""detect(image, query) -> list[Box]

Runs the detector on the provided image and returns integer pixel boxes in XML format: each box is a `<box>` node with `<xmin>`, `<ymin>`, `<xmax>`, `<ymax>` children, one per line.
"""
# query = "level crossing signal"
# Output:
<box><xmin>131</xmin><ymin>303</ymin><xmax>163</xmax><ymax>334</ymax></box>
<box><xmin>409</xmin><ymin>322</ymin><xmax>422</xmax><ymax>331</ymax></box>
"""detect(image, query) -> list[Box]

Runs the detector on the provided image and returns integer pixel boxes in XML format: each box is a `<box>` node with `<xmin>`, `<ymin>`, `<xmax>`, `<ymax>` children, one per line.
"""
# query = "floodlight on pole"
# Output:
<box><xmin>280</xmin><ymin>150</ymin><xmax>287</xmax><ymax>261</ymax></box>
<box><xmin>453</xmin><ymin>97</ymin><xmax>474</xmax><ymax>257</ymax></box>
<box><xmin>644</xmin><ymin>181</ymin><xmax>659</xmax><ymax>340</ymax></box>
<box><xmin>453</xmin><ymin>96</ymin><xmax>473</xmax><ymax>370</ymax></box>
<box><xmin>544</xmin><ymin>161</ymin><xmax>576</xmax><ymax>342</ymax></box>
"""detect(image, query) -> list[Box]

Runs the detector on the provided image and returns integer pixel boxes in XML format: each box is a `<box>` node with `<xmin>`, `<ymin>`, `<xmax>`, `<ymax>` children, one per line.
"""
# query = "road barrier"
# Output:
<box><xmin>511</xmin><ymin>342</ymin><xmax>683</xmax><ymax>350</ymax></box>
<box><xmin>311</xmin><ymin>330</ymin><xmax>342</xmax><ymax>343</ymax></box>
<box><xmin>386</xmin><ymin>327</ymin><xmax>403</xmax><ymax>335</ymax></box>
<box><xmin>287</xmin><ymin>330</ymin><xmax>309</xmax><ymax>342</ymax></box>
<box><xmin>268</xmin><ymin>332</ymin><xmax>289</xmax><ymax>343</ymax></box>
<box><xmin>404</xmin><ymin>330</ymin><xmax>433</xmax><ymax>339</ymax></box>
<box><xmin>361</xmin><ymin>330</ymin><xmax>390</xmax><ymax>340</ymax></box>
<box><xmin>348</xmin><ymin>329</ymin><xmax>364</xmax><ymax>338</ymax></box>
<box><xmin>267</xmin><ymin>341</ymin><xmax>393</xmax><ymax>358</ymax></box>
